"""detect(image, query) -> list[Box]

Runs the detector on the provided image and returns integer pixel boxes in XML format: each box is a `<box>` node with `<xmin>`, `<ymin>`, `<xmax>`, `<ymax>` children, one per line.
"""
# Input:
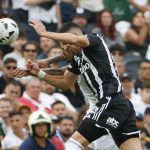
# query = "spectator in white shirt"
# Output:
<box><xmin>2</xmin><ymin>110</ymin><xmax>26</xmax><ymax>150</ymax></box>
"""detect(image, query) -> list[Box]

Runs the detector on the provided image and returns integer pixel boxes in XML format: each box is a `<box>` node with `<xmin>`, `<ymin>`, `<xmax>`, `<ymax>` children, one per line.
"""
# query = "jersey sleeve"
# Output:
<box><xmin>85</xmin><ymin>33</ymin><xmax>102</xmax><ymax>47</ymax></box>
<box><xmin>67</xmin><ymin>58</ymin><xmax>80</xmax><ymax>75</ymax></box>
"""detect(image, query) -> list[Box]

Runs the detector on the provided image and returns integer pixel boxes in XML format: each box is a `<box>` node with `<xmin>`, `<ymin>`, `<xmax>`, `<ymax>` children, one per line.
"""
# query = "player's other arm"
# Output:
<box><xmin>26</xmin><ymin>59</ymin><xmax>76</xmax><ymax>91</ymax></box>
<box><xmin>29</xmin><ymin>20</ymin><xmax>90</xmax><ymax>47</ymax></box>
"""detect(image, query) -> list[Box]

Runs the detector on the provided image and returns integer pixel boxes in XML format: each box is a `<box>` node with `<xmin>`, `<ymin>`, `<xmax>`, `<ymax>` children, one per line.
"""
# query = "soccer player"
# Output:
<box><xmin>14</xmin><ymin>20</ymin><xmax>141</xmax><ymax>150</ymax></box>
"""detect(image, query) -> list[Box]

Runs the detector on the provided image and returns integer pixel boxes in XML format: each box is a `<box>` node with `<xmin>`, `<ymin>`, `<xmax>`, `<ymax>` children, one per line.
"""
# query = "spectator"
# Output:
<box><xmin>61</xmin><ymin>82</ymin><xmax>86</xmax><ymax>110</ymax></box>
<box><xmin>120</xmin><ymin>72</ymin><xmax>140</xmax><ymax>101</ymax></box>
<box><xmin>51</xmin><ymin>101</ymin><xmax>67</xmax><ymax>117</ymax></box>
<box><xmin>140</xmin><ymin>129</ymin><xmax>149</xmax><ymax>150</ymax></box>
<box><xmin>134</xmin><ymin>59</ymin><xmax>150</xmax><ymax>94</ymax></box>
<box><xmin>41</xmin><ymin>81</ymin><xmax>77</xmax><ymax>112</ymax></box>
<box><xmin>93</xmin><ymin>9</ymin><xmax>124</xmax><ymax>48</ymax></box>
<box><xmin>56</xmin><ymin>115</ymin><xmax>75</xmax><ymax>143</ymax></box>
<box><xmin>132</xmin><ymin>83</ymin><xmax>150</xmax><ymax>115</ymax></box>
<box><xmin>19</xmin><ymin>77</ymin><xmax>55</xmax><ymax>113</ymax></box>
<box><xmin>60</xmin><ymin>0</ymin><xmax>76</xmax><ymax>23</ymax></box>
<box><xmin>48</xmin><ymin>46</ymin><xmax>64</xmax><ymax>68</ymax></box>
<box><xmin>11</xmin><ymin>0</ymin><xmax>29</xmax><ymax>30</ymax></box>
<box><xmin>0</xmin><ymin>81</ymin><xmax>22</xmax><ymax>110</ymax></box>
<box><xmin>72</xmin><ymin>13</ymin><xmax>94</xmax><ymax>33</ymax></box>
<box><xmin>18</xmin><ymin>105</ymin><xmax>31</xmax><ymax>130</ymax></box>
<box><xmin>115</xmin><ymin>59</ymin><xmax>126</xmax><ymax>76</ymax></box>
<box><xmin>135</xmin><ymin>112</ymin><xmax>144</xmax><ymax>129</ymax></box>
<box><xmin>17</xmin><ymin>42</ymin><xmax>38</xmax><ymax>69</ymax></box>
<box><xmin>109</xmin><ymin>44</ymin><xmax>125</xmax><ymax>61</ymax></box>
<box><xmin>0</xmin><ymin>58</ymin><xmax>17</xmax><ymax>94</ymax></box>
<box><xmin>3</xmin><ymin>30</ymin><xmax>28</xmax><ymax>62</ymax></box>
<box><xmin>0</xmin><ymin>98</ymin><xmax>13</xmax><ymax>133</ymax></box>
<box><xmin>20</xmin><ymin>110</ymin><xmax>56</xmax><ymax>150</ymax></box>
<box><xmin>76</xmin><ymin>0</ymin><xmax>104</xmax><ymax>23</ymax></box>
<box><xmin>103</xmin><ymin>0</ymin><xmax>131</xmax><ymax>22</ymax></box>
<box><xmin>25</xmin><ymin>0</ymin><xmax>62</xmax><ymax>41</ymax></box>
<box><xmin>37</xmin><ymin>37</ymin><xmax>56</xmax><ymax>59</ymax></box>
<box><xmin>124</xmin><ymin>11</ymin><xmax>149</xmax><ymax>56</ymax></box>
<box><xmin>143</xmin><ymin>107</ymin><xmax>150</xmax><ymax>149</ymax></box>
<box><xmin>2</xmin><ymin>110</ymin><xmax>26</xmax><ymax>150</ymax></box>
<box><xmin>129</xmin><ymin>0</ymin><xmax>149</xmax><ymax>13</ymax></box>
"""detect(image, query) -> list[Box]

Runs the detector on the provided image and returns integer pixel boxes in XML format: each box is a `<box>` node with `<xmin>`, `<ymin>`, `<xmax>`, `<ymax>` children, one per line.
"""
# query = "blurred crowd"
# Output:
<box><xmin>0</xmin><ymin>0</ymin><xmax>150</xmax><ymax>150</ymax></box>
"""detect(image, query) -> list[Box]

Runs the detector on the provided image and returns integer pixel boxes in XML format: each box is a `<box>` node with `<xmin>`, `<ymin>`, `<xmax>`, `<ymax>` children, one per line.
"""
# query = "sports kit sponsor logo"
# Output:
<box><xmin>106</xmin><ymin>117</ymin><xmax>119</xmax><ymax>128</ymax></box>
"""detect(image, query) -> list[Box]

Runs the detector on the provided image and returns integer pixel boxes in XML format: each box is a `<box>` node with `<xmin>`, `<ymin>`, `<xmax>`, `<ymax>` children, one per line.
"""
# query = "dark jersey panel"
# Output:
<box><xmin>67</xmin><ymin>33</ymin><xmax>121</xmax><ymax>101</ymax></box>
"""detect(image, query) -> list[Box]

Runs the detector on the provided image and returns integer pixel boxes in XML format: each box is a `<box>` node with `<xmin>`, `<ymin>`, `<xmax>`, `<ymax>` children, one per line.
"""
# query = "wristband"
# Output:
<box><xmin>37</xmin><ymin>70</ymin><xmax>46</xmax><ymax>80</ymax></box>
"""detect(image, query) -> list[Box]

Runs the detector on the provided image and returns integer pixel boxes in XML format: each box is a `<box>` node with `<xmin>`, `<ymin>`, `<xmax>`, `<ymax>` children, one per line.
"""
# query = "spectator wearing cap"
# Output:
<box><xmin>131</xmin><ymin>83</ymin><xmax>150</xmax><ymax>115</ymax></box>
<box><xmin>134</xmin><ymin>59</ymin><xmax>150</xmax><ymax>94</ymax></box>
<box><xmin>18</xmin><ymin>104</ymin><xmax>31</xmax><ymax>130</ymax></box>
<box><xmin>92</xmin><ymin>9</ymin><xmax>124</xmax><ymax>48</ymax></box>
<box><xmin>0</xmin><ymin>58</ymin><xmax>17</xmax><ymax>94</ymax></box>
<box><xmin>120</xmin><ymin>72</ymin><xmax>140</xmax><ymax>101</ymax></box>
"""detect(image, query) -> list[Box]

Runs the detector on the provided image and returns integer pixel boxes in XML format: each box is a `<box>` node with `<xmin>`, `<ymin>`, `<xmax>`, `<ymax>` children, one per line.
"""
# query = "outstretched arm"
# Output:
<box><xmin>26</xmin><ymin>59</ymin><xmax>76</xmax><ymax>91</ymax></box>
<box><xmin>29</xmin><ymin>20</ymin><xmax>90</xmax><ymax>47</ymax></box>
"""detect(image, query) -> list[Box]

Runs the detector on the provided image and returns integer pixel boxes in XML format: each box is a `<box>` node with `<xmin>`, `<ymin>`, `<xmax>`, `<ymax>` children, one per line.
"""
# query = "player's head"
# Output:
<box><xmin>59</xmin><ymin>22</ymin><xmax>85</xmax><ymax>35</ymax></box>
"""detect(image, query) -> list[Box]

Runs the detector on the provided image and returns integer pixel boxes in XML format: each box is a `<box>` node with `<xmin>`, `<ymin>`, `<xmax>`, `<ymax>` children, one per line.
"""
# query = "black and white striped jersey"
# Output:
<box><xmin>67</xmin><ymin>33</ymin><xmax>122</xmax><ymax>104</ymax></box>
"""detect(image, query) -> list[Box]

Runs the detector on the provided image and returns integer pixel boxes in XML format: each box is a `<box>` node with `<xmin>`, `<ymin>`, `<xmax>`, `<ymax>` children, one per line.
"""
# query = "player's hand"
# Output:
<box><xmin>29</xmin><ymin>20</ymin><xmax>46</xmax><ymax>36</ymax></box>
<box><xmin>13</xmin><ymin>68</ymin><xmax>29</xmax><ymax>78</ymax></box>
<box><xmin>26</xmin><ymin>59</ymin><xmax>40</xmax><ymax>77</ymax></box>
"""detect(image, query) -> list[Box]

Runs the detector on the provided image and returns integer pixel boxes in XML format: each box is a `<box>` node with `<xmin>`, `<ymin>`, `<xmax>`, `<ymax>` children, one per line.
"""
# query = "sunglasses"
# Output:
<box><xmin>24</xmin><ymin>49</ymin><xmax>37</xmax><ymax>53</ymax></box>
<box><xmin>6</xmin><ymin>66</ymin><xmax>17</xmax><ymax>70</ymax></box>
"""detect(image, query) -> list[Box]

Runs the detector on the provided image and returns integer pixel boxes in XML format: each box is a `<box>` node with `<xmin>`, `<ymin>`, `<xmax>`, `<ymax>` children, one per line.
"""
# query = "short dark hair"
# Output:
<box><xmin>9</xmin><ymin>110</ymin><xmax>22</xmax><ymax>118</ymax></box>
<box><xmin>58</xmin><ymin>115</ymin><xmax>73</xmax><ymax>123</ymax></box>
<box><xmin>141</xmin><ymin>83</ymin><xmax>150</xmax><ymax>90</ymax></box>
<box><xmin>3</xmin><ymin>58</ymin><xmax>17</xmax><ymax>65</ymax></box>
<box><xmin>59</xmin><ymin>22</ymin><xmax>85</xmax><ymax>34</ymax></box>
<box><xmin>145</xmin><ymin>107</ymin><xmax>150</xmax><ymax>115</ymax></box>
<box><xmin>51</xmin><ymin>101</ymin><xmax>65</xmax><ymax>108</ymax></box>
<box><xmin>6</xmin><ymin>80</ymin><xmax>21</xmax><ymax>88</ymax></box>
<box><xmin>139</xmin><ymin>59</ymin><xmax>150</xmax><ymax>68</ymax></box>
<box><xmin>109</xmin><ymin>44</ymin><xmax>125</xmax><ymax>54</ymax></box>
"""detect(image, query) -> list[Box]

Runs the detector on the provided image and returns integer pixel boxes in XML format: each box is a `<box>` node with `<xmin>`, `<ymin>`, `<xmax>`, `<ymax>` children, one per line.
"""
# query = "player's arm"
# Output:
<box><xmin>29</xmin><ymin>20</ymin><xmax>90</xmax><ymax>47</ymax></box>
<box><xmin>37</xmin><ymin>54</ymin><xmax>65</xmax><ymax>68</ymax></box>
<box><xmin>42</xmin><ymin>65</ymin><xmax>68</xmax><ymax>76</ymax></box>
